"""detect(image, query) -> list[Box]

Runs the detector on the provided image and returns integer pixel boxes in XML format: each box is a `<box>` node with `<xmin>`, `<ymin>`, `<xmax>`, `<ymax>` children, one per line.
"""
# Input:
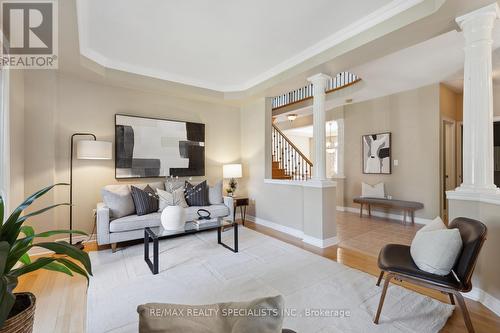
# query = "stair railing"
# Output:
<box><xmin>272</xmin><ymin>124</ymin><xmax>313</xmax><ymax>180</ymax></box>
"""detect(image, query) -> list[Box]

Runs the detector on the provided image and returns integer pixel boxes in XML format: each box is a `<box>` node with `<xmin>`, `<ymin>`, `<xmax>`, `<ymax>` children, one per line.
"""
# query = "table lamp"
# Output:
<box><xmin>223</xmin><ymin>164</ymin><xmax>242</xmax><ymax>197</ymax></box>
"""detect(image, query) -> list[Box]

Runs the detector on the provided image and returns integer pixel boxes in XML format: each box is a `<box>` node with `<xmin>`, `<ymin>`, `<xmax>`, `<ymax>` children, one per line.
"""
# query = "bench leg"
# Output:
<box><xmin>368</xmin><ymin>204</ymin><xmax>371</xmax><ymax>217</ymax></box>
<box><xmin>411</xmin><ymin>211</ymin><xmax>415</xmax><ymax>224</ymax></box>
<box><xmin>403</xmin><ymin>210</ymin><xmax>407</xmax><ymax>224</ymax></box>
<box><xmin>360</xmin><ymin>203</ymin><xmax>363</xmax><ymax>218</ymax></box>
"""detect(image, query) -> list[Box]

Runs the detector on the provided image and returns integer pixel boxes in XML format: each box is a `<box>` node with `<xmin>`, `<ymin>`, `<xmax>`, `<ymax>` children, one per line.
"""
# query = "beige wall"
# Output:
<box><xmin>240</xmin><ymin>98</ymin><xmax>305</xmax><ymax>231</ymax></box>
<box><xmin>448</xmin><ymin>199</ymin><xmax>500</xmax><ymax>305</ymax></box>
<box><xmin>344</xmin><ymin>84</ymin><xmax>441</xmax><ymax>219</ymax></box>
<box><xmin>9</xmin><ymin>70</ymin><xmax>25</xmax><ymax>208</ymax></box>
<box><xmin>20</xmin><ymin>71</ymin><xmax>241</xmax><ymax>235</ymax></box>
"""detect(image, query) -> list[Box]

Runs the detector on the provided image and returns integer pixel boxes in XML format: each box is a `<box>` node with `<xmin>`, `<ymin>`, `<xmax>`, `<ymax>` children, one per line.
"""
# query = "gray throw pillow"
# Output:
<box><xmin>137</xmin><ymin>295</ymin><xmax>284</xmax><ymax>333</ymax></box>
<box><xmin>157</xmin><ymin>188</ymin><xmax>188</xmax><ymax>211</ymax></box>
<box><xmin>101</xmin><ymin>185</ymin><xmax>135</xmax><ymax>218</ymax></box>
<box><xmin>208</xmin><ymin>180</ymin><xmax>223</xmax><ymax>205</ymax></box>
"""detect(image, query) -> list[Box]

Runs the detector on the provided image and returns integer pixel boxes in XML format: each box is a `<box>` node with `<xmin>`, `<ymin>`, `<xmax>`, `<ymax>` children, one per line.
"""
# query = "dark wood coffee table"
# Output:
<box><xmin>353</xmin><ymin>197</ymin><xmax>424</xmax><ymax>224</ymax></box>
<box><xmin>144</xmin><ymin>218</ymin><xmax>238</xmax><ymax>274</ymax></box>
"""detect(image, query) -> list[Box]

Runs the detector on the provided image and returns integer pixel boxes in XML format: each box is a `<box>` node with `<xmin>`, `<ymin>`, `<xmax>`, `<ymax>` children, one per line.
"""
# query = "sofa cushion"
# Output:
<box><xmin>109</xmin><ymin>213</ymin><xmax>162</xmax><ymax>233</ymax></box>
<box><xmin>410</xmin><ymin>217</ymin><xmax>463</xmax><ymax>276</ymax></box>
<box><xmin>185</xmin><ymin>180</ymin><xmax>209</xmax><ymax>206</ymax></box>
<box><xmin>361</xmin><ymin>182</ymin><xmax>385</xmax><ymax>198</ymax></box>
<box><xmin>157</xmin><ymin>188</ymin><xmax>188</xmax><ymax>211</ymax></box>
<box><xmin>185</xmin><ymin>204</ymin><xmax>229</xmax><ymax>221</ymax></box>
<box><xmin>101</xmin><ymin>185</ymin><xmax>135</xmax><ymax>219</ymax></box>
<box><xmin>131</xmin><ymin>185</ymin><xmax>159</xmax><ymax>216</ymax></box>
<box><xmin>137</xmin><ymin>295</ymin><xmax>284</xmax><ymax>333</ymax></box>
<box><xmin>208</xmin><ymin>180</ymin><xmax>223</xmax><ymax>204</ymax></box>
<box><xmin>134</xmin><ymin>182</ymin><xmax>165</xmax><ymax>192</ymax></box>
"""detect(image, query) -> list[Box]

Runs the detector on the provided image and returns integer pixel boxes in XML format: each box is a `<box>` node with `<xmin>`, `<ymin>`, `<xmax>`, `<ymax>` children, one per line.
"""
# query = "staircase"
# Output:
<box><xmin>272</xmin><ymin>125</ymin><xmax>312</xmax><ymax>180</ymax></box>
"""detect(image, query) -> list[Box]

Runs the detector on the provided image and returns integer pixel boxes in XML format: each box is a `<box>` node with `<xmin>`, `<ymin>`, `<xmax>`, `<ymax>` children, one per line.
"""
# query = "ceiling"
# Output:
<box><xmin>76</xmin><ymin>0</ymin><xmax>426</xmax><ymax>92</ymax></box>
<box><xmin>274</xmin><ymin>20</ymin><xmax>500</xmax><ymax>122</ymax></box>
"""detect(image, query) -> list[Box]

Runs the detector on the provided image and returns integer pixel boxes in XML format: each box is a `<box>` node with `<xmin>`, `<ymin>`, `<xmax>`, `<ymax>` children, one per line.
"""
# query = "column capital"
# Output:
<box><xmin>456</xmin><ymin>3</ymin><xmax>499</xmax><ymax>31</ymax></box>
<box><xmin>307</xmin><ymin>73</ymin><xmax>331</xmax><ymax>88</ymax></box>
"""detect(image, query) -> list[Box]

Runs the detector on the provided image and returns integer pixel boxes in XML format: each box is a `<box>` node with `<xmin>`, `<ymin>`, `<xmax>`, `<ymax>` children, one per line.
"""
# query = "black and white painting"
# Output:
<box><xmin>362</xmin><ymin>132</ymin><xmax>391</xmax><ymax>174</ymax></box>
<box><xmin>115</xmin><ymin>114</ymin><xmax>205</xmax><ymax>179</ymax></box>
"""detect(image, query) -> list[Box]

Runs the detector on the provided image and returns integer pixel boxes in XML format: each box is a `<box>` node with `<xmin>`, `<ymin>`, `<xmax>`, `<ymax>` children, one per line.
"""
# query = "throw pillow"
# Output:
<box><xmin>208</xmin><ymin>180</ymin><xmax>223</xmax><ymax>204</ymax></box>
<box><xmin>130</xmin><ymin>185</ymin><xmax>159</xmax><ymax>216</ymax></box>
<box><xmin>361</xmin><ymin>182</ymin><xmax>385</xmax><ymax>198</ymax></box>
<box><xmin>101</xmin><ymin>185</ymin><xmax>135</xmax><ymax>218</ymax></box>
<box><xmin>137</xmin><ymin>295</ymin><xmax>284</xmax><ymax>333</ymax></box>
<box><xmin>184</xmin><ymin>180</ymin><xmax>209</xmax><ymax>206</ymax></box>
<box><xmin>157</xmin><ymin>188</ymin><xmax>188</xmax><ymax>211</ymax></box>
<box><xmin>410</xmin><ymin>217</ymin><xmax>463</xmax><ymax>276</ymax></box>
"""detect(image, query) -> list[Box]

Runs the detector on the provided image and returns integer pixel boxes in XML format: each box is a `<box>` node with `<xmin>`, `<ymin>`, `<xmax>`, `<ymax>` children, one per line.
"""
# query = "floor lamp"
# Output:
<box><xmin>70</xmin><ymin>133</ymin><xmax>112</xmax><ymax>249</ymax></box>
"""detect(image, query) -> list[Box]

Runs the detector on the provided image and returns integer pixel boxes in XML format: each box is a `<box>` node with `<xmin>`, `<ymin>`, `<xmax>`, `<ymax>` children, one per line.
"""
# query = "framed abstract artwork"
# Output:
<box><xmin>362</xmin><ymin>132</ymin><xmax>391</xmax><ymax>174</ymax></box>
<box><xmin>115</xmin><ymin>114</ymin><xmax>205</xmax><ymax>179</ymax></box>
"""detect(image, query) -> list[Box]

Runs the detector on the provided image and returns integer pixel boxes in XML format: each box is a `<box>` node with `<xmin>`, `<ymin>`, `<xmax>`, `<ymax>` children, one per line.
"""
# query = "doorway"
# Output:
<box><xmin>495</xmin><ymin>121</ymin><xmax>500</xmax><ymax>187</ymax></box>
<box><xmin>442</xmin><ymin>119</ymin><xmax>456</xmax><ymax>221</ymax></box>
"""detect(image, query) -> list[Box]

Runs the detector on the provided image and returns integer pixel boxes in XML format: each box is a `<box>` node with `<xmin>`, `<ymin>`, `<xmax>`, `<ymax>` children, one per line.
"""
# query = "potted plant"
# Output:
<box><xmin>0</xmin><ymin>184</ymin><xmax>92</xmax><ymax>332</ymax></box>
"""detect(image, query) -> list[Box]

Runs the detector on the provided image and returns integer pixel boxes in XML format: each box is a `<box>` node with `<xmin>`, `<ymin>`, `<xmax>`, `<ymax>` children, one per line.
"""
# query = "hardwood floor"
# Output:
<box><xmin>15</xmin><ymin>211</ymin><xmax>500</xmax><ymax>332</ymax></box>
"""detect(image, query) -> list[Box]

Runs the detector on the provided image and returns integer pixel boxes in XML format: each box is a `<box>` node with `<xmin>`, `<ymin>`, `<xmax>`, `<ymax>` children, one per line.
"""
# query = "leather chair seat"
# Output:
<box><xmin>378</xmin><ymin>244</ymin><xmax>462</xmax><ymax>290</ymax></box>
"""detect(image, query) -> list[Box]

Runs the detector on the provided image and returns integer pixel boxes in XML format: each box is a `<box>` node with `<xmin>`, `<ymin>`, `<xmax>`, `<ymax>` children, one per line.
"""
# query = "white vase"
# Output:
<box><xmin>161</xmin><ymin>206</ymin><xmax>186</xmax><ymax>230</ymax></box>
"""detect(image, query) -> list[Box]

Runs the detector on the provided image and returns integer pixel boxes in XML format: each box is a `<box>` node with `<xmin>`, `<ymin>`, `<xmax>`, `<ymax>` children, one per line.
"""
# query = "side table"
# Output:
<box><xmin>224</xmin><ymin>196</ymin><xmax>249</xmax><ymax>225</ymax></box>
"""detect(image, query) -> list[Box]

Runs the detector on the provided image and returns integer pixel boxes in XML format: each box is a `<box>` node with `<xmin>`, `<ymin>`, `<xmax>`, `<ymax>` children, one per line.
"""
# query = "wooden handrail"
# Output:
<box><xmin>272</xmin><ymin>124</ymin><xmax>313</xmax><ymax>166</ymax></box>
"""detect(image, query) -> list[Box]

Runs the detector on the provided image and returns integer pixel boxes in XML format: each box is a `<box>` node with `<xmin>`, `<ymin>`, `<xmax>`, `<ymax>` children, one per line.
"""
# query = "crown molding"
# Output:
<box><xmin>76</xmin><ymin>0</ymin><xmax>426</xmax><ymax>93</ymax></box>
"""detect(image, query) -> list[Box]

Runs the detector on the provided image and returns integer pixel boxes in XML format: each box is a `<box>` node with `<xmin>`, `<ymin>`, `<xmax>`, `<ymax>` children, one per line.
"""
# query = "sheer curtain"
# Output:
<box><xmin>0</xmin><ymin>68</ymin><xmax>10</xmax><ymax>214</ymax></box>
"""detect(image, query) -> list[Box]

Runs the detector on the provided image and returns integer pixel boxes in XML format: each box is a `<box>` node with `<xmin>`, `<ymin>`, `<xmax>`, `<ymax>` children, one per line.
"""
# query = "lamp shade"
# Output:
<box><xmin>223</xmin><ymin>164</ymin><xmax>242</xmax><ymax>179</ymax></box>
<box><xmin>77</xmin><ymin>140</ymin><xmax>112</xmax><ymax>160</ymax></box>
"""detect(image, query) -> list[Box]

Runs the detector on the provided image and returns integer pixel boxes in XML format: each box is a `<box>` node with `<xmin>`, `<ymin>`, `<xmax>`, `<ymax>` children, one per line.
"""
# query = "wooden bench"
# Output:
<box><xmin>353</xmin><ymin>197</ymin><xmax>424</xmax><ymax>224</ymax></box>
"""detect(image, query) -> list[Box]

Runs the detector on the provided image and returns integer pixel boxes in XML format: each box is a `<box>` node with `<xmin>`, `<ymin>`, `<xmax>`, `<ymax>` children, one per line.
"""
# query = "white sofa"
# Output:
<box><xmin>96</xmin><ymin>182</ymin><xmax>234</xmax><ymax>251</ymax></box>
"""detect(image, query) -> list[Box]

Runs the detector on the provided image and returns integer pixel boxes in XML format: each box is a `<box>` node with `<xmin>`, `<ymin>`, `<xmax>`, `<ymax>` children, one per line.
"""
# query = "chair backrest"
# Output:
<box><xmin>448</xmin><ymin>217</ymin><xmax>487</xmax><ymax>290</ymax></box>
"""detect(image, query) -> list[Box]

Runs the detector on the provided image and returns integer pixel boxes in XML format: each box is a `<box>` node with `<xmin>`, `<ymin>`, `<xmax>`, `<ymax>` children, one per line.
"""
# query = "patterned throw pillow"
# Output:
<box><xmin>130</xmin><ymin>185</ymin><xmax>159</xmax><ymax>216</ymax></box>
<box><xmin>184</xmin><ymin>181</ymin><xmax>209</xmax><ymax>206</ymax></box>
<box><xmin>157</xmin><ymin>188</ymin><xmax>188</xmax><ymax>211</ymax></box>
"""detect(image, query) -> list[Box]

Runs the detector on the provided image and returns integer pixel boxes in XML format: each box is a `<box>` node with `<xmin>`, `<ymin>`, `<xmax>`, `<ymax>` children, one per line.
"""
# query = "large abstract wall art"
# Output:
<box><xmin>362</xmin><ymin>132</ymin><xmax>391</xmax><ymax>174</ymax></box>
<box><xmin>115</xmin><ymin>114</ymin><xmax>205</xmax><ymax>179</ymax></box>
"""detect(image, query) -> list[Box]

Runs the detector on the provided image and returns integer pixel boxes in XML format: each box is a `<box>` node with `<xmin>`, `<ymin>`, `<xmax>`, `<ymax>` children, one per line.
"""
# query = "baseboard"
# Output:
<box><xmin>336</xmin><ymin>206</ymin><xmax>347</xmax><ymax>212</ymax></box>
<box><xmin>27</xmin><ymin>234</ymin><xmax>96</xmax><ymax>257</ymax></box>
<box><xmin>245</xmin><ymin>215</ymin><xmax>304</xmax><ymax>239</ymax></box>
<box><xmin>246</xmin><ymin>215</ymin><xmax>338</xmax><ymax>248</ymax></box>
<box><xmin>302</xmin><ymin>235</ymin><xmax>339</xmax><ymax>248</ymax></box>
<box><xmin>345</xmin><ymin>207</ymin><xmax>432</xmax><ymax>225</ymax></box>
<box><xmin>463</xmin><ymin>287</ymin><xmax>500</xmax><ymax>317</ymax></box>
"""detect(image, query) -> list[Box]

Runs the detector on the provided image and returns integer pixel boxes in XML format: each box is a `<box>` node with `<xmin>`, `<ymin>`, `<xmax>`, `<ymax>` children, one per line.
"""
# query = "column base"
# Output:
<box><xmin>447</xmin><ymin>187</ymin><xmax>500</xmax><ymax>205</ymax></box>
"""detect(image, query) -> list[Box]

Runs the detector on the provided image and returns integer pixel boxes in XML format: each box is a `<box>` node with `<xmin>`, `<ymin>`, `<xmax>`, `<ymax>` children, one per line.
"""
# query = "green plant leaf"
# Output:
<box><xmin>9</xmin><ymin>257</ymin><xmax>56</xmax><ymax>277</ymax></box>
<box><xmin>16</xmin><ymin>203</ymin><xmax>70</xmax><ymax>225</ymax></box>
<box><xmin>18</xmin><ymin>253</ymin><xmax>31</xmax><ymax>265</ymax></box>
<box><xmin>0</xmin><ymin>183</ymin><xmax>69</xmax><ymax>245</ymax></box>
<box><xmin>43</xmin><ymin>261</ymin><xmax>73</xmax><ymax>276</ymax></box>
<box><xmin>20</xmin><ymin>226</ymin><xmax>34</xmax><ymax>238</ymax></box>
<box><xmin>0</xmin><ymin>274</ymin><xmax>18</xmax><ymax>328</ymax></box>
<box><xmin>0</xmin><ymin>241</ymin><xmax>9</xmax><ymax>273</ymax></box>
<box><xmin>0</xmin><ymin>196</ymin><xmax>4</xmax><ymax>226</ymax></box>
<box><xmin>55</xmin><ymin>258</ymin><xmax>89</xmax><ymax>284</ymax></box>
<box><xmin>35</xmin><ymin>229</ymin><xmax>87</xmax><ymax>238</ymax></box>
<box><xmin>33</xmin><ymin>242</ymin><xmax>92</xmax><ymax>276</ymax></box>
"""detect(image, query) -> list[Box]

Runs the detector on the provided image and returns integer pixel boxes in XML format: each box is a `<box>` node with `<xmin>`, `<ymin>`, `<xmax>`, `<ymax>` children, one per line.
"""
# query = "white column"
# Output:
<box><xmin>307</xmin><ymin>73</ymin><xmax>331</xmax><ymax>181</ymax></box>
<box><xmin>456</xmin><ymin>3</ymin><xmax>499</xmax><ymax>192</ymax></box>
<box><xmin>336</xmin><ymin>118</ymin><xmax>345</xmax><ymax>178</ymax></box>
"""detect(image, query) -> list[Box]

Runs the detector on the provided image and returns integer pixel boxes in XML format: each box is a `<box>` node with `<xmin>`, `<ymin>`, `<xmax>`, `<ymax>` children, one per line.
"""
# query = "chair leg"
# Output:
<box><xmin>111</xmin><ymin>243</ymin><xmax>117</xmax><ymax>253</ymax></box>
<box><xmin>454</xmin><ymin>292</ymin><xmax>475</xmax><ymax>333</ymax></box>
<box><xmin>376</xmin><ymin>271</ymin><xmax>384</xmax><ymax>286</ymax></box>
<box><xmin>448</xmin><ymin>293</ymin><xmax>455</xmax><ymax>305</ymax></box>
<box><xmin>374</xmin><ymin>273</ymin><xmax>393</xmax><ymax>324</ymax></box>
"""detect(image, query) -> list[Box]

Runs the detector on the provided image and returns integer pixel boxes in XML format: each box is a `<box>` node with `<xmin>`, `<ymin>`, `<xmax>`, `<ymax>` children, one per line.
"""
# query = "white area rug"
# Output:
<box><xmin>87</xmin><ymin>227</ymin><xmax>454</xmax><ymax>333</ymax></box>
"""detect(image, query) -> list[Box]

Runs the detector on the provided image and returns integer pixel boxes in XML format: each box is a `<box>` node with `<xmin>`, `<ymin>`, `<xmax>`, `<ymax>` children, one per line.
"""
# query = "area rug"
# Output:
<box><xmin>87</xmin><ymin>227</ymin><xmax>454</xmax><ymax>333</ymax></box>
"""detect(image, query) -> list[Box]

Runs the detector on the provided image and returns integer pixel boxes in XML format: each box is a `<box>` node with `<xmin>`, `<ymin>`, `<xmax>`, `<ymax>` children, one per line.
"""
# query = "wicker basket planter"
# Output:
<box><xmin>0</xmin><ymin>293</ymin><xmax>36</xmax><ymax>333</ymax></box>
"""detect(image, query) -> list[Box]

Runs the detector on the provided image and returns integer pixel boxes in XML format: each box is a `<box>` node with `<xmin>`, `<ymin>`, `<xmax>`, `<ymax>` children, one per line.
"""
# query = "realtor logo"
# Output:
<box><xmin>1</xmin><ymin>0</ymin><xmax>58</xmax><ymax>68</ymax></box>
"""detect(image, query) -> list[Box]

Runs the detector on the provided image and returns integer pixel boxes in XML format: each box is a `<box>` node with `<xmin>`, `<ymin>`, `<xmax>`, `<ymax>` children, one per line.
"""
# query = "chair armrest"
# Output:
<box><xmin>96</xmin><ymin>202</ymin><xmax>111</xmax><ymax>245</ymax></box>
<box><xmin>223</xmin><ymin>196</ymin><xmax>235</xmax><ymax>222</ymax></box>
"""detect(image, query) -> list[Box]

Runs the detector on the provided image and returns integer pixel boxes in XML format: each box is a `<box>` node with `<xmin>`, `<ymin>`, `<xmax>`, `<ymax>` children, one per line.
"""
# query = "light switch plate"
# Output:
<box><xmin>394</xmin><ymin>159</ymin><xmax>399</xmax><ymax>166</ymax></box>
